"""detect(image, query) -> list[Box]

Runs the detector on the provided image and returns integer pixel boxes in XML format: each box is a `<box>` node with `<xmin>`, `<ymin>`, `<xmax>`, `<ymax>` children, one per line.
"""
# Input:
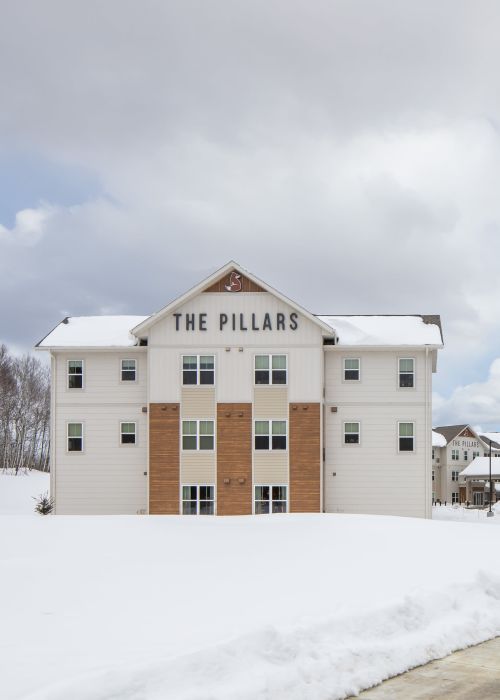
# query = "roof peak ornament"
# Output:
<box><xmin>224</xmin><ymin>271</ymin><xmax>242</xmax><ymax>292</ymax></box>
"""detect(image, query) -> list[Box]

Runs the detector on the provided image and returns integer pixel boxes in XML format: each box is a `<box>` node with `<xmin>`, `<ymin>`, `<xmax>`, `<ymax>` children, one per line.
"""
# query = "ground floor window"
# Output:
<box><xmin>473</xmin><ymin>492</ymin><xmax>484</xmax><ymax>506</ymax></box>
<box><xmin>451</xmin><ymin>492</ymin><xmax>459</xmax><ymax>504</ymax></box>
<box><xmin>451</xmin><ymin>470</ymin><xmax>459</xmax><ymax>482</ymax></box>
<box><xmin>254</xmin><ymin>485</ymin><xmax>287</xmax><ymax>513</ymax></box>
<box><xmin>181</xmin><ymin>485</ymin><xmax>215</xmax><ymax>514</ymax></box>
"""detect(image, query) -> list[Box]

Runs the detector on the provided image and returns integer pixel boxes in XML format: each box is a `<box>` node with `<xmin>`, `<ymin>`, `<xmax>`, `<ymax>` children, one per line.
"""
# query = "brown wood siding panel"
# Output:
<box><xmin>149</xmin><ymin>403</ymin><xmax>180</xmax><ymax>514</ymax></box>
<box><xmin>217</xmin><ymin>403</ymin><xmax>252</xmax><ymax>514</ymax></box>
<box><xmin>204</xmin><ymin>272</ymin><xmax>265</xmax><ymax>293</ymax></box>
<box><xmin>289</xmin><ymin>403</ymin><xmax>321</xmax><ymax>512</ymax></box>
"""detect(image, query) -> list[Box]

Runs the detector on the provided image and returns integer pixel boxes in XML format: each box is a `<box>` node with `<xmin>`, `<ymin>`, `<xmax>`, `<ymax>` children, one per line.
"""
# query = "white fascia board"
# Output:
<box><xmin>323</xmin><ymin>344</ymin><xmax>444</xmax><ymax>351</ymax></box>
<box><xmin>131</xmin><ymin>260</ymin><xmax>335</xmax><ymax>338</ymax></box>
<box><xmin>34</xmin><ymin>346</ymin><xmax>148</xmax><ymax>353</ymax></box>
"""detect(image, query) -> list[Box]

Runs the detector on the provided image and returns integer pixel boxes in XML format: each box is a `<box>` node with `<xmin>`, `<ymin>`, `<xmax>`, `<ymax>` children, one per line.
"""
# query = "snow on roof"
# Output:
<box><xmin>316</xmin><ymin>315</ymin><xmax>442</xmax><ymax>346</ymax></box>
<box><xmin>478</xmin><ymin>432</ymin><xmax>500</xmax><ymax>449</ymax></box>
<box><xmin>460</xmin><ymin>457</ymin><xmax>500</xmax><ymax>478</ymax></box>
<box><xmin>432</xmin><ymin>431</ymin><xmax>447</xmax><ymax>448</ymax></box>
<box><xmin>37</xmin><ymin>316</ymin><xmax>150</xmax><ymax>348</ymax></box>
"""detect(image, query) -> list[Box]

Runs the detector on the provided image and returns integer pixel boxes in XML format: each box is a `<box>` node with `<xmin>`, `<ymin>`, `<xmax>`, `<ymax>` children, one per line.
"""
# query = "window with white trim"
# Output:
<box><xmin>254</xmin><ymin>421</ymin><xmax>287</xmax><ymax>450</ymax></box>
<box><xmin>120</xmin><ymin>422</ymin><xmax>136</xmax><ymax>445</ymax></box>
<box><xmin>463</xmin><ymin>450</ymin><xmax>468</xmax><ymax>462</ymax></box>
<box><xmin>68</xmin><ymin>360</ymin><xmax>83</xmax><ymax>389</ymax></box>
<box><xmin>451</xmin><ymin>470</ymin><xmax>459</xmax><ymax>482</ymax></box>
<box><xmin>343</xmin><ymin>358</ymin><xmax>360</xmax><ymax>381</ymax></box>
<box><xmin>344</xmin><ymin>422</ymin><xmax>360</xmax><ymax>444</ymax></box>
<box><xmin>432</xmin><ymin>448</ymin><xmax>435</xmax><ymax>460</ymax></box>
<box><xmin>432</xmin><ymin>470</ymin><xmax>435</xmax><ymax>481</ymax></box>
<box><xmin>399</xmin><ymin>358</ymin><xmax>414</xmax><ymax>388</ymax></box>
<box><xmin>182</xmin><ymin>420</ymin><xmax>214</xmax><ymax>450</ymax></box>
<box><xmin>398</xmin><ymin>422</ymin><xmax>415</xmax><ymax>452</ymax></box>
<box><xmin>121</xmin><ymin>359</ymin><xmax>137</xmax><ymax>382</ymax></box>
<box><xmin>452</xmin><ymin>492</ymin><xmax>459</xmax><ymax>504</ymax></box>
<box><xmin>451</xmin><ymin>449</ymin><xmax>459</xmax><ymax>460</ymax></box>
<box><xmin>182</xmin><ymin>485</ymin><xmax>215</xmax><ymax>514</ymax></box>
<box><xmin>67</xmin><ymin>423</ymin><xmax>83</xmax><ymax>452</ymax></box>
<box><xmin>254</xmin><ymin>485</ymin><xmax>287</xmax><ymax>514</ymax></box>
<box><xmin>182</xmin><ymin>355</ymin><xmax>215</xmax><ymax>385</ymax></box>
<box><xmin>473</xmin><ymin>451</ymin><xmax>480</xmax><ymax>459</ymax></box>
<box><xmin>254</xmin><ymin>355</ymin><xmax>287</xmax><ymax>385</ymax></box>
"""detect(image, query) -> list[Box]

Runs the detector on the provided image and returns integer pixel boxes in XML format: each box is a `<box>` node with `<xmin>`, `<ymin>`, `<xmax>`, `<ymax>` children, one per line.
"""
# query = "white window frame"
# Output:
<box><xmin>254</xmin><ymin>419</ymin><xmax>288</xmax><ymax>451</ymax></box>
<box><xmin>67</xmin><ymin>422</ymin><xmax>84</xmax><ymax>453</ymax></box>
<box><xmin>451</xmin><ymin>492</ymin><xmax>459</xmax><ymax>504</ymax></box>
<box><xmin>181</xmin><ymin>420</ymin><xmax>215</xmax><ymax>451</ymax></box>
<box><xmin>398</xmin><ymin>357</ymin><xmax>415</xmax><ymax>389</ymax></box>
<box><xmin>451</xmin><ymin>449</ymin><xmax>459</xmax><ymax>461</ymax></box>
<box><xmin>253</xmin><ymin>484</ymin><xmax>288</xmax><ymax>514</ymax></box>
<box><xmin>473</xmin><ymin>451</ymin><xmax>480</xmax><ymax>459</ymax></box>
<box><xmin>398</xmin><ymin>421</ymin><xmax>415</xmax><ymax>453</ymax></box>
<box><xmin>120</xmin><ymin>358</ymin><xmax>137</xmax><ymax>383</ymax></box>
<box><xmin>451</xmin><ymin>470</ymin><xmax>459</xmax><ymax>482</ymax></box>
<box><xmin>181</xmin><ymin>484</ymin><xmax>216</xmax><ymax>515</ymax></box>
<box><xmin>67</xmin><ymin>359</ymin><xmax>84</xmax><ymax>390</ymax></box>
<box><xmin>181</xmin><ymin>355</ymin><xmax>215</xmax><ymax>386</ymax></box>
<box><xmin>463</xmin><ymin>450</ymin><xmax>468</xmax><ymax>462</ymax></box>
<box><xmin>120</xmin><ymin>421</ymin><xmax>137</xmax><ymax>446</ymax></box>
<box><xmin>343</xmin><ymin>421</ymin><xmax>361</xmax><ymax>445</ymax></box>
<box><xmin>343</xmin><ymin>357</ymin><xmax>360</xmax><ymax>382</ymax></box>
<box><xmin>254</xmin><ymin>354</ymin><xmax>288</xmax><ymax>386</ymax></box>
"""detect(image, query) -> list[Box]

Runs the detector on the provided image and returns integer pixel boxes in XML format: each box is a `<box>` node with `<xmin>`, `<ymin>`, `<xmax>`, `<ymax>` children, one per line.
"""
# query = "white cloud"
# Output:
<box><xmin>0</xmin><ymin>205</ymin><xmax>54</xmax><ymax>246</ymax></box>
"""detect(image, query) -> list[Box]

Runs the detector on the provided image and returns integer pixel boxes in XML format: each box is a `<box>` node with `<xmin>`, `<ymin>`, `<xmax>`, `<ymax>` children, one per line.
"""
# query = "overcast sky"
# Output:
<box><xmin>1</xmin><ymin>1</ymin><xmax>500</xmax><ymax>428</ymax></box>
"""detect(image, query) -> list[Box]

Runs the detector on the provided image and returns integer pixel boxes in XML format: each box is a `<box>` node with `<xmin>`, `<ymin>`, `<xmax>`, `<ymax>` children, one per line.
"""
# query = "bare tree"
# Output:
<box><xmin>0</xmin><ymin>345</ymin><xmax>50</xmax><ymax>474</ymax></box>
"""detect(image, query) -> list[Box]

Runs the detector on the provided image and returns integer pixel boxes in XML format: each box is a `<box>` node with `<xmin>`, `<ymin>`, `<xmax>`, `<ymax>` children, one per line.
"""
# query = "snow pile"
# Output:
<box><xmin>37</xmin><ymin>315</ymin><xmax>149</xmax><ymax>348</ymax></box>
<box><xmin>317</xmin><ymin>315</ymin><xmax>442</xmax><ymax>346</ymax></box>
<box><xmin>2</xmin><ymin>514</ymin><xmax>500</xmax><ymax>700</ymax></box>
<box><xmin>432</xmin><ymin>430</ymin><xmax>447</xmax><ymax>447</ymax></box>
<box><xmin>0</xmin><ymin>471</ymin><xmax>50</xmax><ymax>515</ymax></box>
<box><xmin>433</xmin><ymin>504</ymin><xmax>500</xmax><ymax>524</ymax></box>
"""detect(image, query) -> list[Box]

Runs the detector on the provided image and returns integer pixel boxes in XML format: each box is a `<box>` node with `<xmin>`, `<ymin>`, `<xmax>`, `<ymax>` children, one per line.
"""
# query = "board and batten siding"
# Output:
<box><xmin>52</xmin><ymin>351</ymin><xmax>148</xmax><ymax>514</ymax></box>
<box><xmin>323</xmin><ymin>349</ymin><xmax>432</xmax><ymax>518</ymax></box>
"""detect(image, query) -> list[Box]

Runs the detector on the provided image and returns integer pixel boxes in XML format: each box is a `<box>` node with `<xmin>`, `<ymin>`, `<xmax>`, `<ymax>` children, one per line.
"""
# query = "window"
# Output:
<box><xmin>343</xmin><ymin>358</ymin><xmax>360</xmax><ymax>381</ymax></box>
<box><xmin>398</xmin><ymin>422</ymin><xmax>415</xmax><ymax>452</ymax></box>
<box><xmin>473</xmin><ymin>451</ymin><xmax>480</xmax><ymax>459</ymax></box>
<box><xmin>182</xmin><ymin>421</ymin><xmax>214</xmax><ymax>450</ymax></box>
<box><xmin>68</xmin><ymin>360</ymin><xmax>83</xmax><ymax>389</ymax></box>
<box><xmin>182</xmin><ymin>485</ymin><xmax>215</xmax><ymax>514</ymax></box>
<box><xmin>452</xmin><ymin>492</ymin><xmax>459</xmax><ymax>504</ymax></box>
<box><xmin>451</xmin><ymin>449</ymin><xmax>459</xmax><ymax>461</ymax></box>
<box><xmin>254</xmin><ymin>485</ymin><xmax>287</xmax><ymax>514</ymax></box>
<box><xmin>344</xmin><ymin>422</ymin><xmax>360</xmax><ymax>444</ymax></box>
<box><xmin>121</xmin><ymin>359</ymin><xmax>136</xmax><ymax>382</ymax></box>
<box><xmin>120</xmin><ymin>422</ymin><xmax>136</xmax><ymax>445</ymax></box>
<box><xmin>432</xmin><ymin>448</ymin><xmax>435</xmax><ymax>460</ymax></box>
<box><xmin>463</xmin><ymin>450</ymin><xmax>468</xmax><ymax>462</ymax></box>
<box><xmin>182</xmin><ymin>355</ymin><xmax>215</xmax><ymax>385</ymax></box>
<box><xmin>452</xmin><ymin>470</ymin><xmax>459</xmax><ymax>482</ymax></box>
<box><xmin>254</xmin><ymin>421</ymin><xmax>287</xmax><ymax>450</ymax></box>
<box><xmin>254</xmin><ymin>355</ymin><xmax>287</xmax><ymax>385</ymax></box>
<box><xmin>473</xmin><ymin>492</ymin><xmax>484</xmax><ymax>506</ymax></box>
<box><xmin>67</xmin><ymin>423</ymin><xmax>83</xmax><ymax>452</ymax></box>
<box><xmin>399</xmin><ymin>358</ymin><xmax>414</xmax><ymax>388</ymax></box>
<box><xmin>432</xmin><ymin>470</ymin><xmax>435</xmax><ymax>481</ymax></box>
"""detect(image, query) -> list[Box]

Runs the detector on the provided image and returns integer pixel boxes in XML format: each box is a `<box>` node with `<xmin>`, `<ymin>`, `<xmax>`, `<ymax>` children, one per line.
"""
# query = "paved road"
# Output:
<box><xmin>354</xmin><ymin>637</ymin><xmax>500</xmax><ymax>699</ymax></box>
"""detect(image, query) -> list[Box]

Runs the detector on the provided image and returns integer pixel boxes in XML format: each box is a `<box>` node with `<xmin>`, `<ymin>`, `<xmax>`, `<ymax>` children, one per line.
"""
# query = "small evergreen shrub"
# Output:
<box><xmin>33</xmin><ymin>492</ymin><xmax>54</xmax><ymax>515</ymax></box>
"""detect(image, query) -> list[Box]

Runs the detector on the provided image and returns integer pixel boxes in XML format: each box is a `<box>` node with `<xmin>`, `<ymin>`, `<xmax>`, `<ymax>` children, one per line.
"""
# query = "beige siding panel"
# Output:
<box><xmin>181</xmin><ymin>387</ymin><xmax>216</xmax><ymax>417</ymax></box>
<box><xmin>253</xmin><ymin>387</ymin><xmax>288</xmax><ymax>418</ymax></box>
<box><xmin>288</xmin><ymin>347</ymin><xmax>324</xmax><ymax>403</ymax></box>
<box><xmin>253</xmin><ymin>452</ymin><xmax>289</xmax><ymax>483</ymax></box>
<box><xmin>181</xmin><ymin>452</ymin><xmax>216</xmax><ymax>483</ymax></box>
<box><xmin>149</xmin><ymin>348</ymin><xmax>181</xmax><ymax>403</ymax></box>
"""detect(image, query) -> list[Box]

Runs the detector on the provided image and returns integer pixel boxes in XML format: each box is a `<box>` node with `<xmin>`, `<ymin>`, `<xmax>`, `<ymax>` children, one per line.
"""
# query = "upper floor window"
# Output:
<box><xmin>254</xmin><ymin>420</ymin><xmax>287</xmax><ymax>450</ymax></box>
<box><xmin>344</xmin><ymin>422</ymin><xmax>360</xmax><ymax>444</ymax></box>
<box><xmin>182</xmin><ymin>485</ymin><xmax>215</xmax><ymax>515</ymax></box>
<box><xmin>432</xmin><ymin>470</ymin><xmax>435</xmax><ymax>481</ymax></box>
<box><xmin>120</xmin><ymin>422</ymin><xmax>136</xmax><ymax>445</ymax></box>
<box><xmin>399</xmin><ymin>358</ymin><xmax>414</xmax><ymax>388</ymax></box>
<box><xmin>121</xmin><ymin>359</ymin><xmax>137</xmax><ymax>382</ymax></box>
<box><xmin>451</xmin><ymin>470</ymin><xmax>459</xmax><ymax>482</ymax></box>
<box><xmin>343</xmin><ymin>358</ymin><xmax>360</xmax><ymax>381</ymax></box>
<box><xmin>451</xmin><ymin>449</ymin><xmax>459</xmax><ymax>460</ymax></box>
<box><xmin>68</xmin><ymin>360</ymin><xmax>83</xmax><ymax>389</ymax></box>
<box><xmin>182</xmin><ymin>355</ymin><xmax>215</xmax><ymax>385</ymax></box>
<box><xmin>432</xmin><ymin>448</ymin><xmax>435</xmax><ymax>460</ymax></box>
<box><xmin>463</xmin><ymin>450</ymin><xmax>468</xmax><ymax>462</ymax></box>
<box><xmin>67</xmin><ymin>423</ymin><xmax>83</xmax><ymax>452</ymax></box>
<box><xmin>182</xmin><ymin>420</ymin><xmax>214</xmax><ymax>450</ymax></box>
<box><xmin>473</xmin><ymin>451</ymin><xmax>480</xmax><ymax>459</ymax></box>
<box><xmin>254</xmin><ymin>355</ymin><xmax>287</xmax><ymax>385</ymax></box>
<box><xmin>398</xmin><ymin>422</ymin><xmax>415</xmax><ymax>452</ymax></box>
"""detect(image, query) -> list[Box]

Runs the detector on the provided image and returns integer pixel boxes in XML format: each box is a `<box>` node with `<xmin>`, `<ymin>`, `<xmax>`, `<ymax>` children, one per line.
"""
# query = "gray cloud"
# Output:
<box><xmin>1</xmin><ymin>1</ymin><xmax>500</xmax><ymax>425</ymax></box>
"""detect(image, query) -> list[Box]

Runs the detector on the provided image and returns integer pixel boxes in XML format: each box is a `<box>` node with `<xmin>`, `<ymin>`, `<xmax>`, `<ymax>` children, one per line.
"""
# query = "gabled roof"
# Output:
<box><xmin>36</xmin><ymin>316</ymin><xmax>149</xmax><ymax>348</ymax></box>
<box><xmin>317</xmin><ymin>315</ymin><xmax>443</xmax><ymax>347</ymax></box>
<box><xmin>478</xmin><ymin>432</ymin><xmax>500</xmax><ymax>450</ymax></box>
<box><xmin>131</xmin><ymin>260</ymin><xmax>335</xmax><ymax>337</ymax></box>
<box><xmin>432</xmin><ymin>425</ymin><xmax>469</xmax><ymax>444</ymax></box>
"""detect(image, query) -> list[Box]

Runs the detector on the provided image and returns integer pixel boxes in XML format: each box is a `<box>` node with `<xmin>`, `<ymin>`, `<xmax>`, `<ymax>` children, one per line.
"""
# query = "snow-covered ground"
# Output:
<box><xmin>433</xmin><ymin>502</ymin><xmax>500</xmax><ymax>524</ymax></box>
<box><xmin>0</xmin><ymin>470</ymin><xmax>50</xmax><ymax>515</ymax></box>
<box><xmin>1</xmin><ymin>508</ymin><xmax>500</xmax><ymax>700</ymax></box>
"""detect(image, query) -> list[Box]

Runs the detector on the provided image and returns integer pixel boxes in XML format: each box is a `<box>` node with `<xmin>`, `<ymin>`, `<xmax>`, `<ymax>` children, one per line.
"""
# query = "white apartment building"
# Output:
<box><xmin>36</xmin><ymin>261</ymin><xmax>443</xmax><ymax>518</ymax></box>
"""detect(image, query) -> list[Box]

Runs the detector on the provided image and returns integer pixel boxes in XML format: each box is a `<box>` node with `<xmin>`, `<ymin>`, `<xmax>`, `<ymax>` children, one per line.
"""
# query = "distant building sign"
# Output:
<box><xmin>173</xmin><ymin>312</ymin><xmax>299</xmax><ymax>331</ymax></box>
